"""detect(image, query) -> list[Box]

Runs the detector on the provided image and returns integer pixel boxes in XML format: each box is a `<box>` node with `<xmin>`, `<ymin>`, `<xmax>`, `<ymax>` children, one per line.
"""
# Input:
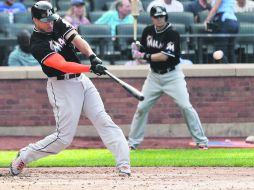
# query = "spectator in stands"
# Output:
<box><xmin>185</xmin><ymin>0</ymin><xmax>211</xmax><ymax>23</ymax></box>
<box><xmin>110</xmin><ymin>0</ymin><xmax>144</xmax><ymax>12</ymax></box>
<box><xmin>0</xmin><ymin>0</ymin><xmax>27</xmax><ymax>23</ymax></box>
<box><xmin>0</xmin><ymin>0</ymin><xmax>26</xmax><ymax>13</ymax></box>
<box><xmin>64</xmin><ymin>0</ymin><xmax>90</xmax><ymax>29</ymax></box>
<box><xmin>234</xmin><ymin>0</ymin><xmax>254</xmax><ymax>12</ymax></box>
<box><xmin>94</xmin><ymin>0</ymin><xmax>134</xmax><ymax>37</ymax></box>
<box><xmin>8</xmin><ymin>30</ymin><xmax>39</xmax><ymax>66</ymax></box>
<box><xmin>204</xmin><ymin>0</ymin><xmax>239</xmax><ymax>63</ymax></box>
<box><xmin>146</xmin><ymin>0</ymin><xmax>184</xmax><ymax>13</ymax></box>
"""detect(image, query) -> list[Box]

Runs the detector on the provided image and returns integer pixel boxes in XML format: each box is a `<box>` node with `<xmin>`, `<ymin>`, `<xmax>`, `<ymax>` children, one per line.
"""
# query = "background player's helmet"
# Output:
<box><xmin>31</xmin><ymin>1</ymin><xmax>59</xmax><ymax>23</ymax></box>
<box><xmin>150</xmin><ymin>6</ymin><xmax>168</xmax><ymax>21</ymax></box>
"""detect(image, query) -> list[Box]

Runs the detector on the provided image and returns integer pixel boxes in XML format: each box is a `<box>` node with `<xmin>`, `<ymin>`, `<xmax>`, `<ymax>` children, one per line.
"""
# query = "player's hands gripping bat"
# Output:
<box><xmin>89</xmin><ymin>54</ymin><xmax>107</xmax><ymax>76</ymax></box>
<box><xmin>90</xmin><ymin>64</ymin><xmax>107</xmax><ymax>76</ymax></box>
<box><xmin>131</xmin><ymin>41</ymin><xmax>151</xmax><ymax>61</ymax></box>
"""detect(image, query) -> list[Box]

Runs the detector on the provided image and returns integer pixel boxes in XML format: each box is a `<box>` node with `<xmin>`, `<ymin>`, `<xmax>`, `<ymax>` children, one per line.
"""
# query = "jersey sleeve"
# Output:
<box><xmin>161</xmin><ymin>30</ymin><xmax>180</xmax><ymax>59</ymax></box>
<box><xmin>54</xmin><ymin>18</ymin><xmax>75</xmax><ymax>39</ymax></box>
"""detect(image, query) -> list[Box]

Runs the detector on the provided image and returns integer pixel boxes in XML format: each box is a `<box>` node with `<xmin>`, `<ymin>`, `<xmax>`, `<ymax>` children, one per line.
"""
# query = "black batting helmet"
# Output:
<box><xmin>31</xmin><ymin>1</ymin><xmax>59</xmax><ymax>22</ymax></box>
<box><xmin>150</xmin><ymin>6</ymin><xmax>168</xmax><ymax>20</ymax></box>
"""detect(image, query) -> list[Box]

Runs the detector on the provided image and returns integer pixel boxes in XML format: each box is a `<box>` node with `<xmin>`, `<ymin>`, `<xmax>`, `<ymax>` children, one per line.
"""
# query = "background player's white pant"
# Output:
<box><xmin>128</xmin><ymin>65</ymin><xmax>208</xmax><ymax>149</ymax></box>
<box><xmin>19</xmin><ymin>74</ymin><xmax>130</xmax><ymax>168</ymax></box>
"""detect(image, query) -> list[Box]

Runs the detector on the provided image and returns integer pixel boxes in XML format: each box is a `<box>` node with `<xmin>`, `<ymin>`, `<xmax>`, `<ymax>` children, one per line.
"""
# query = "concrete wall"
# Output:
<box><xmin>1</xmin><ymin>64</ymin><xmax>254</xmax><ymax>137</ymax></box>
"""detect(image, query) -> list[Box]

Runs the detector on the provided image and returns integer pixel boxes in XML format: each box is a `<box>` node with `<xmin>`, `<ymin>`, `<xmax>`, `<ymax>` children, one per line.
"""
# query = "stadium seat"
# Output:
<box><xmin>91</xmin><ymin>0</ymin><xmax>114</xmax><ymax>11</ymax></box>
<box><xmin>56</xmin><ymin>11</ymin><xmax>67</xmax><ymax>18</ymax></box>
<box><xmin>168</xmin><ymin>12</ymin><xmax>194</xmax><ymax>32</ymax></box>
<box><xmin>88</xmin><ymin>11</ymin><xmax>106</xmax><ymax>23</ymax></box>
<box><xmin>58</xmin><ymin>1</ymin><xmax>70</xmax><ymax>11</ymax></box>
<box><xmin>0</xmin><ymin>13</ymin><xmax>12</xmax><ymax>36</ymax></box>
<box><xmin>5</xmin><ymin>23</ymin><xmax>34</xmax><ymax>37</ymax></box>
<box><xmin>172</xmin><ymin>23</ymin><xmax>191</xmax><ymax>56</ymax></box>
<box><xmin>116</xmin><ymin>24</ymin><xmax>146</xmax><ymax>53</ymax></box>
<box><xmin>137</xmin><ymin>12</ymin><xmax>150</xmax><ymax>25</ymax></box>
<box><xmin>105</xmin><ymin>1</ymin><xmax>115</xmax><ymax>10</ymax></box>
<box><xmin>14</xmin><ymin>12</ymin><xmax>32</xmax><ymax>24</ymax></box>
<box><xmin>182</xmin><ymin>1</ymin><xmax>192</xmax><ymax>11</ymax></box>
<box><xmin>78</xmin><ymin>24</ymin><xmax>112</xmax><ymax>57</ymax></box>
<box><xmin>198</xmin><ymin>10</ymin><xmax>209</xmax><ymax>23</ymax></box>
<box><xmin>190</xmin><ymin>23</ymin><xmax>216</xmax><ymax>63</ymax></box>
<box><xmin>235</xmin><ymin>12</ymin><xmax>254</xmax><ymax>24</ymax></box>
<box><xmin>142</xmin><ymin>1</ymin><xmax>151</xmax><ymax>11</ymax></box>
<box><xmin>236</xmin><ymin>23</ymin><xmax>254</xmax><ymax>63</ymax></box>
<box><xmin>23</xmin><ymin>0</ymin><xmax>35</xmax><ymax>10</ymax></box>
<box><xmin>0</xmin><ymin>12</ymin><xmax>10</xmax><ymax>24</ymax></box>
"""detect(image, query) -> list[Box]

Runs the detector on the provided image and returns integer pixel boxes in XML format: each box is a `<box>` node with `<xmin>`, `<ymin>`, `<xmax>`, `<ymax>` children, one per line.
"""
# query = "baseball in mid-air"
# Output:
<box><xmin>213</xmin><ymin>50</ymin><xmax>224</xmax><ymax>60</ymax></box>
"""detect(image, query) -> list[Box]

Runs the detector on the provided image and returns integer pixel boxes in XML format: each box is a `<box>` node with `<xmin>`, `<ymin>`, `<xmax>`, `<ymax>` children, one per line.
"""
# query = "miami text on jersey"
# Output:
<box><xmin>49</xmin><ymin>38</ymin><xmax>66</xmax><ymax>52</ymax></box>
<box><xmin>146</xmin><ymin>35</ymin><xmax>163</xmax><ymax>49</ymax></box>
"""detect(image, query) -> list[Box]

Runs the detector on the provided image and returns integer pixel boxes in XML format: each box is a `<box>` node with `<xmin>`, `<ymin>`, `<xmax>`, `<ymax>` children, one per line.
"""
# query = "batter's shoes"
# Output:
<box><xmin>129</xmin><ymin>145</ymin><xmax>136</xmax><ymax>150</ymax></box>
<box><xmin>118</xmin><ymin>165</ymin><xmax>131</xmax><ymax>177</ymax></box>
<box><xmin>10</xmin><ymin>152</ymin><xmax>25</xmax><ymax>176</ymax></box>
<box><xmin>197</xmin><ymin>144</ymin><xmax>208</xmax><ymax>150</ymax></box>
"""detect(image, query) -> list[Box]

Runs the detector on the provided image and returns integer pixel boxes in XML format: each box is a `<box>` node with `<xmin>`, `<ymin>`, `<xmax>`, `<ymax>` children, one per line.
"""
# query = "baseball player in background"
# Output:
<box><xmin>128</xmin><ymin>6</ymin><xmax>209</xmax><ymax>150</ymax></box>
<box><xmin>10</xmin><ymin>1</ymin><xmax>131</xmax><ymax>177</ymax></box>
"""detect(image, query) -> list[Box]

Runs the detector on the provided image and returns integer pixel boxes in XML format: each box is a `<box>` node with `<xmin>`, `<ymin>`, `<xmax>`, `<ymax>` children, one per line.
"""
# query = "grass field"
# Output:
<box><xmin>1</xmin><ymin>148</ymin><xmax>254</xmax><ymax>168</ymax></box>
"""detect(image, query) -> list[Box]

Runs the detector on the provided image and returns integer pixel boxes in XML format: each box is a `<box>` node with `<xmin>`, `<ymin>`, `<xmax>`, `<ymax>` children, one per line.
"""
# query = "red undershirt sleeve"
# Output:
<box><xmin>43</xmin><ymin>53</ymin><xmax>90</xmax><ymax>73</ymax></box>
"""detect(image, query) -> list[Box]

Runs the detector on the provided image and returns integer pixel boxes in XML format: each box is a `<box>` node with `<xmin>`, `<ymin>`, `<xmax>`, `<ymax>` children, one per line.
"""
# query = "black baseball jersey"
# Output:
<box><xmin>141</xmin><ymin>23</ymin><xmax>180</xmax><ymax>70</ymax></box>
<box><xmin>30</xmin><ymin>18</ymin><xmax>80</xmax><ymax>77</ymax></box>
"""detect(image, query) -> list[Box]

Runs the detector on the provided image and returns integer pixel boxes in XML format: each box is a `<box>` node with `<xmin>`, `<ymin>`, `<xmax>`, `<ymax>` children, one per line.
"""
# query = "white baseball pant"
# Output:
<box><xmin>128</xmin><ymin>65</ymin><xmax>208</xmax><ymax>149</ymax></box>
<box><xmin>18</xmin><ymin>74</ymin><xmax>130</xmax><ymax>169</ymax></box>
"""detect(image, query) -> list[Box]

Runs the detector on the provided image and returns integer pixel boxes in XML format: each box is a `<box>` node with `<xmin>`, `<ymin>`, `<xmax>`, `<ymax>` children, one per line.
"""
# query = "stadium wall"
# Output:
<box><xmin>0</xmin><ymin>64</ymin><xmax>254</xmax><ymax>138</ymax></box>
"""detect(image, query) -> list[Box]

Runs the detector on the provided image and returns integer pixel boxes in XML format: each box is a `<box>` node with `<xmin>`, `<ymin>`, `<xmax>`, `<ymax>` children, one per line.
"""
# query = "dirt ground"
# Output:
<box><xmin>0</xmin><ymin>167</ymin><xmax>254</xmax><ymax>190</ymax></box>
<box><xmin>0</xmin><ymin>137</ymin><xmax>252</xmax><ymax>190</ymax></box>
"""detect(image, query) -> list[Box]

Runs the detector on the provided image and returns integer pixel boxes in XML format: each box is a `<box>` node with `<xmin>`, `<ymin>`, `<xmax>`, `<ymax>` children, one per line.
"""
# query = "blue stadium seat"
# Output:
<box><xmin>137</xmin><ymin>12</ymin><xmax>150</xmax><ymax>25</ymax></box>
<box><xmin>91</xmin><ymin>0</ymin><xmax>114</xmax><ymax>11</ymax></box>
<box><xmin>88</xmin><ymin>11</ymin><xmax>106</xmax><ymax>23</ymax></box>
<box><xmin>168</xmin><ymin>12</ymin><xmax>194</xmax><ymax>32</ymax></box>
<box><xmin>78</xmin><ymin>24</ymin><xmax>112</xmax><ymax>57</ymax></box>
<box><xmin>236</xmin><ymin>12</ymin><xmax>254</xmax><ymax>24</ymax></box>
<box><xmin>236</xmin><ymin>23</ymin><xmax>254</xmax><ymax>63</ymax></box>
<box><xmin>6</xmin><ymin>23</ymin><xmax>34</xmax><ymax>37</ymax></box>
<box><xmin>116</xmin><ymin>24</ymin><xmax>146</xmax><ymax>53</ymax></box>
<box><xmin>190</xmin><ymin>23</ymin><xmax>215</xmax><ymax>63</ymax></box>
<box><xmin>14</xmin><ymin>12</ymin><xmax>32</xmax><ymax>24</ymax></box>
<box><xmin>198</xmin><ymin>10</ymin><xmax>209</xmax><ymax>23</ymax></box>
<box><xmin>0</xmin><ymin>13</ymin><xmax>12</xmax><ymax>36</ymax></box>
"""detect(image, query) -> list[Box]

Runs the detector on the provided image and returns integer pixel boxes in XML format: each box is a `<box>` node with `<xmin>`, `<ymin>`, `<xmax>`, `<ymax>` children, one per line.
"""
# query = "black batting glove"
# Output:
<box><xmin>89</xmin><ymin>54</ymin><xmax>102</xmax><ymax>66</ymax></box>
<box><xmin>90</xmin><ymin>64</ymin><xmax>107</xmax><ymax>76</ymax></box>
<box><xmin>143</xmin><ymin>53</ymin><xmax>151</xmax><ymax>61</ymax></box>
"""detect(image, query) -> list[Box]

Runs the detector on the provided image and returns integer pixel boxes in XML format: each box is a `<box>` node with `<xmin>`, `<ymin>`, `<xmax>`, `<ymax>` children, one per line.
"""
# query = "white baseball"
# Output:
<box><xmin>213</xmin><ymin>50</ymin><xmax>224</xmax><ymax>60</ymax></box>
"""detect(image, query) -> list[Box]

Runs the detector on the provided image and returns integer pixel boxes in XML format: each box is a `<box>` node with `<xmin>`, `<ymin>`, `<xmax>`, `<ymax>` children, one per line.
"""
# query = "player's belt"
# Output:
<box><xmin>56</xmin><ymin>73</ymin><xmax>81</xmax><ymax>80</ymax></box>
<box><xmin>152</xmin><ymin>67</ymin><xmax>175</xmax><ymax>74</ymax></box>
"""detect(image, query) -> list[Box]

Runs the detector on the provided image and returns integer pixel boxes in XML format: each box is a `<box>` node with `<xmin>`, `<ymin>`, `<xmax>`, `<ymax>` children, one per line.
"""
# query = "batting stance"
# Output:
<box><xmin>10</xmin><ymin>1</ymin><xmax>130</xmax><ymax>176</ymax></box>
<box><xmin>128</xmin><ymin>6</ymin><xmax>209</xmax><ymax>150</ymax></box>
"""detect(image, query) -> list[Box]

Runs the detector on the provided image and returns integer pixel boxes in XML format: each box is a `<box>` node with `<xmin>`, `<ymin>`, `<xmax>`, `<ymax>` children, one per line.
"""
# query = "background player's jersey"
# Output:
<box><xmin>30</xmin><ymin>18</ymin><xmax>80</xmax><ymax>77</ymax></box>
<box><xmin>141</xmin><ymin>23</ymin><xmax>180</xmax><ymax>71</ymax></box>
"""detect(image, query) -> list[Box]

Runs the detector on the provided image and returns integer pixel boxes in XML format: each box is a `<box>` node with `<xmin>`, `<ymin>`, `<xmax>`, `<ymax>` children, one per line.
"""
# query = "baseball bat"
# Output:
<box><xmin>131</xmin><ymin>0</ymin><xmax>140</xmax><ymax>41</ymax></box>
<box><xmin>104</xmin><ymin>70</ymin><xmax>144</xmax><ymax>101</ymax></box>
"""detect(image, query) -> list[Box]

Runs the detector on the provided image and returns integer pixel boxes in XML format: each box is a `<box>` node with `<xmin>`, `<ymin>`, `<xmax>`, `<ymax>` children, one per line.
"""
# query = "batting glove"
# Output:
<box><xmin>90</xmin><ymin>64</ymin><xmax>107</xmax><ymax>76</ymax></box>
<box><xmin>89</xmin><ymin>54</ymin><xmax>102</xmax><ymax>66</ymax></box>
<box><xmin>131</xmin><ymin>41</ymin><xmax>140</xmax><ymax>51</ymax></box>
<box><xmin>132</xmin><ymin>50</ymin><xmax>151</xmax><ymax>61</ymax></box>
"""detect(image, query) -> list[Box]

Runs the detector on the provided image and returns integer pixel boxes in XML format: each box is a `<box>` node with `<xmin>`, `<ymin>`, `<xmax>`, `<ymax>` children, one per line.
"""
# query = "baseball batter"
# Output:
<box><xmin>128</xmin><ymin>6</ymin><xmax>209</xmax><ymax>150</ymax></box>
<box><xmin>10</xmin><ymin>1</ymin><xmax>130</xmax><ymax>176</ymax></box>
